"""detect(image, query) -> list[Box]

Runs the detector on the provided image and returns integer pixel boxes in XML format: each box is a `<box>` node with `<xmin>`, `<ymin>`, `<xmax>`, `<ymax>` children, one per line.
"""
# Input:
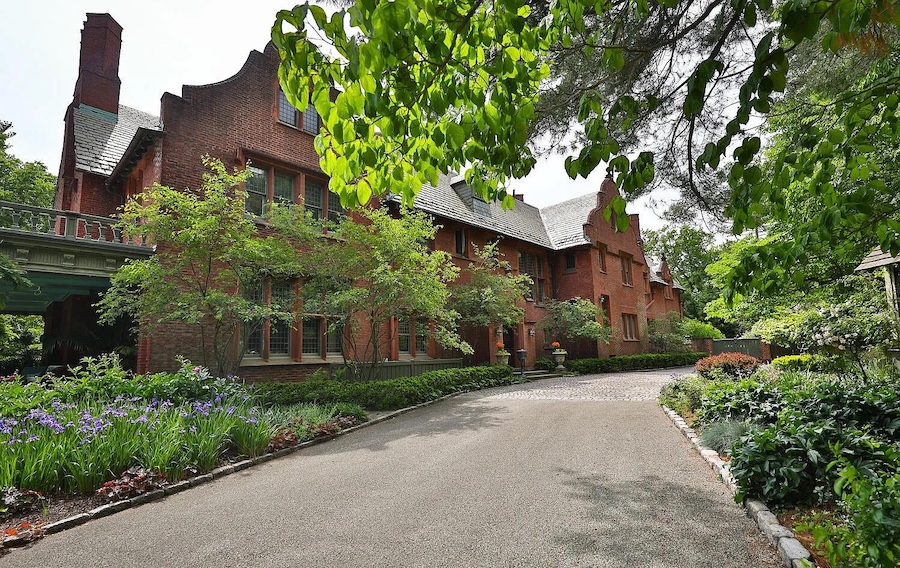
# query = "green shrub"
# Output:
<box><xmin>730</xmin><ymin>413</ymin><xmax>897</xmax><ymax>506</ymax></box>
<box><xmin>698</xmin><ymin>420</ymin><xmax>750</xmax><ymax>455</ymax></box>
<box><xmin>695</xmin><ymin>352</ymin><xmax>760</xmax><ymax>379</ymax></box>
<box><xmin>658</xmin><ymin>374</ymin><xmax>709</xmax><ymax>417</ymax></box>
<box><xmin>681</xmin><ymin>318</ymin><xmax>726</xmax><ymax>339</ymax></box>
<box><xmin>771</xmin><ymin>354</ymin><xmax>844</xmax><ymax>373</ymax></box>
<box><xmin>566</xmin><ymin>352</ymin><xmax>705</xmax><ymax>374</ymax></box>
<box><xmin>807</xmin><ymin>461</ymin><xmax>900</xmax><ymax>568</ymax></box>
<box><xmin>534</xmin><ymin>357</ymin><xmax>555</xmax><ymax>372</ymax></box>
<box><xmin>252</xmin><ymin>365</ymin><xmax>514</xmax><ymax>410</ymax></box>
<box><xmin>696</xmin><ymin>378</ymin><xmax>785</xmax><ymax>426</ymax></box>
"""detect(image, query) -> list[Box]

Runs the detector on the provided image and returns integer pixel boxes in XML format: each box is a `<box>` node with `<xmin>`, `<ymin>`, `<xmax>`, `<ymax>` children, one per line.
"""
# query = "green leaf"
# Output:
<box><xmin>446</xmin><ymin>122</ymin><xmax>465</xmax><ymax>149</ymax></box>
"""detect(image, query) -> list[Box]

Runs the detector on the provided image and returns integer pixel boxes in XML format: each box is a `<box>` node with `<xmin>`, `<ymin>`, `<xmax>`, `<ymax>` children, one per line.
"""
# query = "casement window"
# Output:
<box><xmin>621</xmin><ymin>254</ymin><xmax>633</xmax><ymax>286</ymax></box>
<box><xmin>302</xmin><ymin>318</ymin><xmax>345</xmax><ymax>358</ymax></box>
<box><xmin>245</xmin><ymin>166</ymin><xmax>267</xmax><ymax>217</ymax></box>
<box><xmin>327</xmin><ymin>194</ymin><xmax>344</xmax><ymax>223</ymax></box>
<box><xmin>455</xmin><ymin>228</ymin><xmax>466</xmax><ymax>256</ymax></box>
<box><xmin>622</xmin><ymin>313</ymin><xmax>638</xmax><ymax>341</ymax></box>
<box><xmin>518</xmin><ymin>251</ymin><xmax>546</xmax><ymax>302</ymax></box>
<box><xmin>278</xmin><ymin>90</ymin><xmax>320</xmax><ymax>134</ymax></box>
<box><xmin>398</xmin><ymin>317</ymin><xmax>429</xmax><ymax>357</ymax></box>
<box><xmin>597</xmin><ymin>245</ymin><xmax>607</xmax><ymax>273</ymax></box>
<box><xmin>304</xmin><ymin>178</ymin><xmax>324</xmax><ymax>220</ymax></box>
<box><xmin>274</xmin><ymin>172</ymin><xmax>294</xmax><ymax>205</ymax></box>
<box><xmin>326</xmin><ymin>322</ymin><xmax>344</xmax><ymax>355</ymax></box>
<box><xmin>244</xmin><ymin>279</ymin><xmax>295</xmax><ymax>360</ymax></box>
<box><xmin>565</xmin><ymin>252</ymin><xmax>576</xmax><ymax>271</ymax></box>
<box><xmin>415</xmin><ymin>318</ymin><xmax>428</xmax><ymax>353</ymax></box>
<box><xmin>302</xmin><ymin>317</ymin><xmax>321</xmax><ymax>356</ymax></box>
<box><xmin>244</xmin><ymin>162</ymin><xmax>337</xmax><ymax>223</ymax></box>
<box><xmin>398</xmin><ymin>318</ymin><xmax>412</xmax><ymax>354</ymax></box>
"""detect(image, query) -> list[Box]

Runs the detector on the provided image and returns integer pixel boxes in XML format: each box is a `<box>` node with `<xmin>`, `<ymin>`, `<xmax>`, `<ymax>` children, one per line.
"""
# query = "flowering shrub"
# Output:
<box><xmin>695</xmin><ymin>352</ymin><xmax>760</xmax><ymax>379</ymax></box>
<box><xmin>0</xmin><ymin>355</ymin><xmax>246</xmax><ymax>418</ymax></box>
<box><xmin>0</xmin><ymin>396</ymin><xmax>271</xmax><ymax>493</ymax></box>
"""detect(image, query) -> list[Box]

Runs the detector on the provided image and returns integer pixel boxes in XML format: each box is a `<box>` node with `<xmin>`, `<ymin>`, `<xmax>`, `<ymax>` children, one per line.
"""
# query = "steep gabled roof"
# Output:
<box><xmin>648</xmin><ymin>260</ymin><xmax>685</xmax><ymax>290</ymax></box>
<box><xmin>413</xmin><ymin>175</ymin><xmax>553</xmax><ymax>248</ymax></box>
<box><xmin>73</xmin><ymin>103</ymin><xmax>161</xmax><ymax>176</ymax></box>
<box><xmin>539</xmin><ymin>192</ymin><xmax>595</xmax><ymax>249</ymax></box>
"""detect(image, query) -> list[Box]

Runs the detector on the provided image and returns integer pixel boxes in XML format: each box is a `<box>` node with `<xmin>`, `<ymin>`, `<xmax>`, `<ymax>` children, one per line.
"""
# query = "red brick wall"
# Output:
<box><xmin>158</xmin><ymin>43</ymin><xmax>322</xmax><ymax>193</ymax></box>
<box><xmin>572</xmin><ymin>178</ymin><xmax>652</xmax><ymax>357</ymax></box>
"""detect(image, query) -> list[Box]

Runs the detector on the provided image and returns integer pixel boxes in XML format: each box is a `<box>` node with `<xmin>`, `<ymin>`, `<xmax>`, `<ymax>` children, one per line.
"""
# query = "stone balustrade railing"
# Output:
<box><xmin>0</xmin><ymin>201</ymin><xmax>150</xmax><ymax>248</ymax></box>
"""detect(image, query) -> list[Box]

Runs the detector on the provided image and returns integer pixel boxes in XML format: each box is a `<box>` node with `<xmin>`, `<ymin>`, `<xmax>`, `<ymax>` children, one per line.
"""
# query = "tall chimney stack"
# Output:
<box><xmin>73</xmin><ymin>13</ymin><xmax>122</xmax><ymax>115</ymax></box>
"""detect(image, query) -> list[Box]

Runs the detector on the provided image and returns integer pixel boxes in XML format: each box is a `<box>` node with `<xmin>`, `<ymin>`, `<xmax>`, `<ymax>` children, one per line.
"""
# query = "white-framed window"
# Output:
<box><xmin>245</xmin><ymin>166</ymin><xmax>267</xmax><ymax>217</ymax></box>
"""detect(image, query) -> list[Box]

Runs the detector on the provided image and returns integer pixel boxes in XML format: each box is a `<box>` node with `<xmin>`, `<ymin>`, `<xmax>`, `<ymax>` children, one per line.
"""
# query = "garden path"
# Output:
<box><xmin>6</xmin><ymin>366</ymin><xmax>782</xmax><ymax>567</ymax></box>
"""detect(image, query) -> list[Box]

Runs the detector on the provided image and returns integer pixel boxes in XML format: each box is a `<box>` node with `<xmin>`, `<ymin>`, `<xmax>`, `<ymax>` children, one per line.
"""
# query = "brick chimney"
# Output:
<box><xmin>73</xmin><ymin>13</ymin><xmax>122</xmax><ymax>114</ymax></box>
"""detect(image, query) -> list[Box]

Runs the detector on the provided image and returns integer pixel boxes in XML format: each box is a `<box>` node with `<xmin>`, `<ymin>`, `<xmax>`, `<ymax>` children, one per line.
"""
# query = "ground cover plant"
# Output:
<box><xmin>659</xmin><ymin>359</ymin><xmax>900</xmax><ymax>568</ymax></box>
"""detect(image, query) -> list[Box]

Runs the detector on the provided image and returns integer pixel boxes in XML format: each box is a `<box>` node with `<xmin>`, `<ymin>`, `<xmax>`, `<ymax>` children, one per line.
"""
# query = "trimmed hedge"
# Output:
<box><xmin>565</xmin><ymin>352</ymin><xmax>706</xmax><ymax>374</ymax></box>
<box><xmin>771</xmin><ymin>354</ymin><xmax>844</xmax><ymax>373</ymax></box>
<box><xmin>252</xmin><ymin>365</ymin><xmax>514</xmax><ymax>410</ymax></box>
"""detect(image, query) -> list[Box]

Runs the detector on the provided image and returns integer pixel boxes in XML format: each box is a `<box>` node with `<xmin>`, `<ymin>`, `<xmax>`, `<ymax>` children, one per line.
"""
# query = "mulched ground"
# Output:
<box><xmin>778</xmin><ymin>508</ymin><xmax>832</xmax><ymax>568</ymax></box>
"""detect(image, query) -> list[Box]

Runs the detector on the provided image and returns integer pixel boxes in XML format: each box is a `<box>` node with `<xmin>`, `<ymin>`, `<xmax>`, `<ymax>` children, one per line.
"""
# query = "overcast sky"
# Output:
<box><xmin>1</xmin><ymin>1</ymin><xmax>670</xmax><ymax>229</ymax></box>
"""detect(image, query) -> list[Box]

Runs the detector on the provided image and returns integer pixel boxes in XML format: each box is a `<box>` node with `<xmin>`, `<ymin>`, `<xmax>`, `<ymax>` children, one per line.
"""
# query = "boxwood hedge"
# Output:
<box><xmin>252</xmin><ymin>365</ymin><xmax>515</xmax><ymax>410</ymax></box>
<box><xmin>565</xmin><ymin>352</ymin><xmax>706</xmax><ymax>374</ymax></box>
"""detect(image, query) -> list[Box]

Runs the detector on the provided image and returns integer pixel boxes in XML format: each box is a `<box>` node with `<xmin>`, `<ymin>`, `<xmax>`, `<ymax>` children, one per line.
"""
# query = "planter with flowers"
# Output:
<box><xmin>495</xmin><ymin>342</ymin><xmax>510</xmax><ymax>366</ymax></box>
<box><xmin>551</xmin><ymin>341</ymin><xmax>567</xmax><ymax>371</ymax></box>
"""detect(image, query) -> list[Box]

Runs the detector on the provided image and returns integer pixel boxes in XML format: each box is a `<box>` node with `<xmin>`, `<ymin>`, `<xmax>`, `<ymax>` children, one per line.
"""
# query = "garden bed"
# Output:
<box><xmin>0</xmin><ymin>356</ymin><xmax>367</xmax><ymax>553</ymax></box>
<box><xmin>659</xmin><ymin>353</ymin><xmax>900</xmax><ymax>568</ymax></box>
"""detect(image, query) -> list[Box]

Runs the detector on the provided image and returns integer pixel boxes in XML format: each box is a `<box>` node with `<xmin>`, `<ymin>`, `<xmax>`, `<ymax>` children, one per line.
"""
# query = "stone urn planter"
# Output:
<box><xmin>497</xmin><ymin>351</ymin><xmax>510</xmax><ymax>366</ymax></box>
<box><xmin>552</xmin><ymin>349</ymin><xmax>567</xmax><ymax>371</ymax></box>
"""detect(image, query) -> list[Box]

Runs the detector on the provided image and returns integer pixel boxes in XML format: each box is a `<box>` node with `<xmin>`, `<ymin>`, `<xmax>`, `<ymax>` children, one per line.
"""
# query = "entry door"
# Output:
<box><xmin>503</xmin><ymin>327</ymin><xmax>516</xmax><ymax>352</ymax></box>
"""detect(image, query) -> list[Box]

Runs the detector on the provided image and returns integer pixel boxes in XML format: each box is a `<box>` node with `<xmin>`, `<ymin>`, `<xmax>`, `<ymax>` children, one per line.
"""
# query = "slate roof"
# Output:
<box><xmin>648</xmin><ymin>261</ymin><xmax>685</xmax><ymax>290</ymax></box>
<box><xmin>413</xmin><ymin>176</ymin><xmax>553</xmax><ymax>248</ymax></box>
<box><xmin>539</xmin><ymin>192</ymin><xmax>596</xmax><ymax>250</ymax></box>
<box><xmin>856</xmin><ymin>248</ymin><xmax>900</xmax><ymax>271</ymax></box>
<box><xmin>73</xmin><ymin>104</ymin><xmax>162</xmax><ymax>176</ymax></box>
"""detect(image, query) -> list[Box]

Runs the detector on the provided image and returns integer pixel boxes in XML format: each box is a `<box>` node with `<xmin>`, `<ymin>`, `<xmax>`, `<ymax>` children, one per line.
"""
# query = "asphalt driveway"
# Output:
<box><xmin>5</xmin><ymin>367</ymin><xmax>781</xmax><ymax>567</ymax></box>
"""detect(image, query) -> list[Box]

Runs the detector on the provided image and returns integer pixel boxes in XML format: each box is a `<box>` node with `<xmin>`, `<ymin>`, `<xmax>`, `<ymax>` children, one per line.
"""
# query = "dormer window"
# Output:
<box><xmin>278</xmin><ymin>90</ymin><xmax>320</xmax><ymax>134</ymax></box>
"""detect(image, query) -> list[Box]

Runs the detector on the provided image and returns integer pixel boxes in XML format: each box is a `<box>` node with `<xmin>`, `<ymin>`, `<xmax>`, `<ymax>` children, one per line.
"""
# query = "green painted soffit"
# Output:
<box><xmin>0</xmin><ymin>272</ymin><xmax>111</xmax><ymax>315</ymax></box>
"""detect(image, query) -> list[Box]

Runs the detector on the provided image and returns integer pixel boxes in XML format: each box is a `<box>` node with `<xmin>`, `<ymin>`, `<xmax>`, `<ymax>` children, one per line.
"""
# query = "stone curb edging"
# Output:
<box><xmin>7</xmin><ymin>389</ymin><xmax>469</xmax><ymax>548</ymax></box>
<box><xmin>660</xmin><ymin>405</ymin><xmax>816</xmax><ymax>568</ymax></box>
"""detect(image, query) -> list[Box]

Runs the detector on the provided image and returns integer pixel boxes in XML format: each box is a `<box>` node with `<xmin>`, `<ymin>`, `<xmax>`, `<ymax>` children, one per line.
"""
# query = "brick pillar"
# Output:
<box><xmin>692</xmin><ymin>338</ymin><xmax>713</xmax><ymax>355</ymax></box>
<box><xmin>760</xmin><ymin>341</ymin><xmax>772</xmax><ymax>362</ymax></box>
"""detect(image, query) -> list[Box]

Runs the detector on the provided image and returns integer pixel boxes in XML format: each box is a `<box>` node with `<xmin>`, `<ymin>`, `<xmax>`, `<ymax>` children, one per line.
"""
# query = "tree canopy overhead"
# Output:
<box><xmin>273</xmin><ymin>0</ymin><xmax>900</xmax><ymax>297</ymax></box>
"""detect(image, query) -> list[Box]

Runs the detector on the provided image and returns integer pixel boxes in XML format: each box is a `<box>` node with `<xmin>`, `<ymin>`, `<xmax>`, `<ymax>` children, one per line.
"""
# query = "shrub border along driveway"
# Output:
<box><xmin>660</xmin><ymin>405</ymin><xmax>816</xmax><ymax>568</ymax></box>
